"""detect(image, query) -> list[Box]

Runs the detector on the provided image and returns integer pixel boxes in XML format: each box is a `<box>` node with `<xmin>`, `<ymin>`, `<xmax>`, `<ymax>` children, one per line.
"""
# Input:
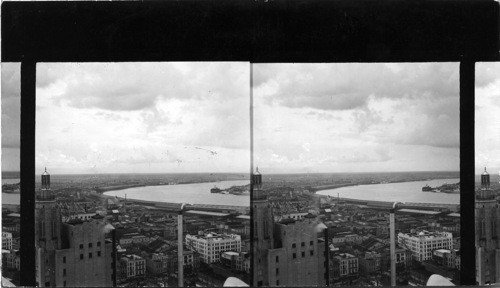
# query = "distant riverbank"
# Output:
<box><xmin>95</xmin><ymin>179</ymin><xmax>233</xmax><ymax>193</ymax></box>
<box><xmin>317</xmin><ymin>178</ymin><xmax>459</xmax><ymax>204</ymax></box>
<box><xmin>312</xmin><ymin>178</ymin><xmax>459</xmax><ymax>193</ymax></box>
<box><xmin>104</xmin><ymin>180</ymin><xmax>250</xmax><ymax>206</ymax></box>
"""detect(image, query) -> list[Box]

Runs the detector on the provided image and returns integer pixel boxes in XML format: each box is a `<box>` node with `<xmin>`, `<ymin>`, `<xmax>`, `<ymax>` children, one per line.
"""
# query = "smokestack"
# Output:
<box><xmin>390</xmin><ymin>208</ymin><xmax>396</xmax><ymax>286</ymax></box>
<box><xmin>390</xmin><ymin>202</ymin><xmax>401</xmax><ymax>287</ymax></box>
<box><xmin>178</xmin><ymin>210</ymin><xmax>184</xmax><ymax>287</ymax></box>
<box><xmin>112</xmin><ymin>229</ymin><xmax>117</xmax><ymax>287</ymax></box>
<box><xmin>324</xmin><ymin>228</ymin><xmax>329</xmax><ymax>286</ymax></box>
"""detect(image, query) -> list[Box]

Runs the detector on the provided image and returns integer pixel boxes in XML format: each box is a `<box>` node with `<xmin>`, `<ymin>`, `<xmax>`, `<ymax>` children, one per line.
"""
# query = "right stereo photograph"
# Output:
<box><xmin>251</xmin><ymin>63</ymin><xmax>461</xmax><ymax>286</ymax></box>
<box><xmin>475</xmin><ymin>62</ymin><xmax>500</xmax><ymax>285</ymax></box>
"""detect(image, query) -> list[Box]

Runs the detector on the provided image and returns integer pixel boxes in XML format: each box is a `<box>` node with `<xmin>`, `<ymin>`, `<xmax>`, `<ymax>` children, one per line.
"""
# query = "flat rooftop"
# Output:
<box><xmin>185</xmin><ymin>210</ymin><xmax>229</xmax><ymax>217</ymax></box>
<box><xmin>398</xmin><ymin>208</ymin><xmax>440</xmax><ymax>215</ymax></box>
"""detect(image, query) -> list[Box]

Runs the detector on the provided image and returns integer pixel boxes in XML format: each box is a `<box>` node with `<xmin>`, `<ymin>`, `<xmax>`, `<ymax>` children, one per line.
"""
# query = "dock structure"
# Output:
<box><xmin>332</xmin><ymin>197</ymin><xmax>459</xmax><ymax>212</ymax></box>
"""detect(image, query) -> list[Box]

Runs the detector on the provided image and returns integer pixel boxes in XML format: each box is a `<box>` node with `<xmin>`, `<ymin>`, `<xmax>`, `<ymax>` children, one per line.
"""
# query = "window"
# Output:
<box><xmin>89</xmin><ymin>243</ymin><xmax>92</xmax><ymax>248</ymax></box>
<box><xmin>97</xmin><ymin>241</ymin><xmax>101</xmax><ymax>247</ymax></box>
<box><xmin>79</xmin><ymin>244</ymin><xmax>83</xmax><ymax>249</ymax></box>
<box><xmin>63</xmin><ymin>281</ymin><xmax>66</xmax><ymax>287</ymax></box>
<box><xmin>63</xmin><ymin>256</ymin><xmax>66</xmax><ymax>263</ymax></box>
<box><xmin>310</xmin><ymin>250</ymin><xmax>314</xmax><ymax>256</ymax></box>
<box><xmin>276</xmin><ymin>280</ymin><xmax>280</xmax><ymax>286</ymax></box>
<box><xmin>80</xmin><ymin>254</ymin><xmax>83</xmax><ymax>260</ymax></box>
<box><xmin>63</xmin><ymin>269</ymin><xmax>66</xmax><ymax>276</ymax></box>
<box><xmin>301</xmin><ymin>242</ymin><xmax>305</xmax><ymax>247</ymax></box>
<box><xmin>293</xmin><ymin>253</ymin><xmax>296</xmax><ymax>259</ymax></box>
<box><xmin>276</xmin><ymin>256</ymin><xmax>279</xmax><ymax>263</ymax></box>
<box><xmin>97</xmin><ymin>251</ymin><xmax>101</xmax><ymax>257</ymax></box>
<box><xmin>276</xmin><ymin>268</ymin><xmax>279</xmax><ymax>275</ymax></box>
<box><xmin>89</xmin><ymin>252</ymin><xmax>92</xmax><ymax>258</ymax></box>
<box><xmin>310</xmin><ymin>241</ymin><xmax>313</xmax><ymax>245</ymax></box>
<box><xmin>292</xmin><ymin>243</ymin><xmax>296</xmax><ymax>248</ymax></box>
<box><xmin>302</xmin><ymin>251</ymin><xmax>305</xmax><ymax>258</ymax></box>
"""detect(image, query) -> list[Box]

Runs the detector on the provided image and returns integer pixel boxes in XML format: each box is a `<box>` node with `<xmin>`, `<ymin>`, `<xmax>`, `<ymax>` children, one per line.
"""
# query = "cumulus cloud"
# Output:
<box><xmin>35</xmin><ymin>62</ymin><xmax>250</xmax><ymax>174</ymax></box>
<box><xmin>37</xmin><ymin>62</ymin><xmax>249</xmax><ymax>111</ymax></box>
<box><xmin>254</xmin><ymin>63</ymin><xmax>458</xmax><ymax>111</ymax></box>
<box><xmin>475</xmin><ymin>63</ymin><xmax>500</xmax><ymax>174</ymax></box>
<box><xmin>2</xmin><ymin>63</ymin><xmax>21</xmax><ymax>171</ymax></box>
<box><xmin>254</xmin><ymin>63</ymin><xmax>459</xmax><ymax>173</ymax></box>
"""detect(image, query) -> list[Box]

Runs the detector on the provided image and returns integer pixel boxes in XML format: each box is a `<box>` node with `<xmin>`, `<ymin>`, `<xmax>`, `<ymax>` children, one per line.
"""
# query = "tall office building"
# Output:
<box><xmin>35</xmin><ymin>168</ymin><xmax>63</xmax><ymax>286</ymax></box>
<box><xmin>267</xmin><ymin>216</ymin><xmax>326</xmax><ymax>287</ymax></box>
<box><xmin>252</xmin><ymin>168</ymin><xmax>275</xmax><ymax>286</ymax></box>
<box><xmin>252</xmin><ymin>168</ymin><xmax>326</xmax><ymax>287</ymax></box>
<box><xmin>35</xmin><ymin>169</ymin><xmax>115</xmax><ymax>287</ymax></box>
<box><xmin>476</xmin><ymin>168</ymin><xmax>500</xmax><ymax>285</ymax></box>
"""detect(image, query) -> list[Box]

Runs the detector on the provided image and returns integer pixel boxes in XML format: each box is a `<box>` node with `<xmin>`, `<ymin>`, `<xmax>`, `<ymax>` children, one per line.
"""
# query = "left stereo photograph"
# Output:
<box><xmin>31</xmin><ymin>62</ymin><xmax>251</xmax><ymax>287</ymax></box>
<box><xmin>2</xmin><ymin>63</ymin><xmax>21</xmax><ymax>286</ymax></box>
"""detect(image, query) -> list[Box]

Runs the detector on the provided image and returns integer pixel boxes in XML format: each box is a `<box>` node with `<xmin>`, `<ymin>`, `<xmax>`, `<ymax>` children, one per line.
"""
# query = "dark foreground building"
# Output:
<box><xmin>35</xmin><ymin>169</ymin><xmax>114</xmax><ymax>287</ymax></box>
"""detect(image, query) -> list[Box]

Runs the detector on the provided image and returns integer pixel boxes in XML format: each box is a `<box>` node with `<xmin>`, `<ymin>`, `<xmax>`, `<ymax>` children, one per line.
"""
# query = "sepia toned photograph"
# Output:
<box><xmin>475</xmin><ymin>62</ymin><xmax>500</xmax><ymax>285</ymax></box>
<box><xmin>252</xmin><ymin>63</ymin><xmax>460</xmax><ymax>286</ymax></box>
<box><xmin>33</xmin><ymin>62</ymin><xmax>251</xmax><ymax>287</ymax></box>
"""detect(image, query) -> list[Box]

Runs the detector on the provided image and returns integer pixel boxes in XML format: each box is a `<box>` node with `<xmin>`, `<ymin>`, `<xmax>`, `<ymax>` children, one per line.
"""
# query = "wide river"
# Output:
<box><xmin>105</xmin><ymin>180</ymin><xmax>250</xmax><ymax>206</ymax></box>
<box><xmin>2</xmin><ymin>178</ymin><xmax>460</xmax><ymax>206</ymax></box>
<box><xmin>2</xmin><ymin>178</ymin><xmax>20</xmax><ymax>205</ymax></box>
<box><xmin>317</xmin><ymin>178</ymin><xmax>460</xmax><ymax>204</ymax></box>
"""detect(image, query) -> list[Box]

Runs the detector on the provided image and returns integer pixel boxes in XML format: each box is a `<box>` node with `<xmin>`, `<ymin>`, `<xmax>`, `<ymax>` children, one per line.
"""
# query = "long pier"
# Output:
<box><xmin>328</xmin><ymin>196</ymin><xmax>459</xmax><ymax>212</ymax></box>
<box><xmin>106</xmin><ymin>195</ymin><xmax>249</xmax><ymax>214</ymax></box>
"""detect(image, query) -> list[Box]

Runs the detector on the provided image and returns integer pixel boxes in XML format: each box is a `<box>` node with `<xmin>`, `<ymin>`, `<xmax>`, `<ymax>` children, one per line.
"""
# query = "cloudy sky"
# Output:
<box><xmin>34</xmin><ymin>62</ymin><xmax>250</xmax><ymax>174</ymax></box>
<box><xmin>1</xmin><ymin>63</ymin><xmax>20</xmax><ymax>172</ymax></box>
<box><xmin>253</xmin><ymin>63</ymin><xmax>460</xmax><ymax>173</ymax></box>
<box><xmin>475</xmin><ymin>62</ymin><xmax>500</xmax><ymax>175</ymax></box>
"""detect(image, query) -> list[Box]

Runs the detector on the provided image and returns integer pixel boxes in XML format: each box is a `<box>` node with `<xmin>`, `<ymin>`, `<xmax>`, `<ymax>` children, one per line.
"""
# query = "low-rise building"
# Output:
<box><xmin>185</xmin><ymin>233</ymin><xmax>241</xmax><ymax>263</ymax></box>
<box><xmin>119</xmin><ymin>233</ymin><xmax>150</xmax><ymax>246</ymax></box>
<box><xmin>359</xmin><ymin>251</ymin><xmax>381</xmax><ymax>276</ymax></box>
<box><xmin>331</xmin><ymin>253</ymin><xmax>359</xmax><ymax>281</ymax></box>
<box><xmin>397</xmin><ymin>230</ymin><xmax>453</xmax><ymax>262</ymax></box>
<box><xmin>146</xmin><ymin>253</ymin><xmax>168</xmax><ymax>275</ymax></box>
<box><xmin>2</xmin><ymin>249</ymin><xmax>20</xmax><ymax>270</ymax></box>
<box><xmin>2</xmin><ymin>232</ymin><xmax>13</xmax><ymax>250</ymax></box>
<box><xmin>331</xmin><ymin>233</ymin><xmax>365</xmax><ymax>244</ymax></box>
<box><xmin>120</xmin><ymin>254</ymin><xmax>146</xmax><ymax>279</ymax></box>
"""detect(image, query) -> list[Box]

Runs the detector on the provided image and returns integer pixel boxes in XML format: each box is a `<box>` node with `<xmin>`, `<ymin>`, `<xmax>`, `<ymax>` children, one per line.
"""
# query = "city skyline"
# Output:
<box><xmin>35</xmin><ymin>62</ymin><xmax>250</xmax><ymax>174</ymax></box>
<box><xmin>253</xmin><ymin>63</ymin><xmax>460</xmax><ymax>174</ymax></box>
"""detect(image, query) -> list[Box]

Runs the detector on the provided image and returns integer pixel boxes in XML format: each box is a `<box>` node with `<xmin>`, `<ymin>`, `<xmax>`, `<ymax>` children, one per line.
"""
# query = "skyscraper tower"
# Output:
<box><xmin>476</xmin><ymin>167</ymin><xmax>500</xmax><ymax>285</ymax></box>
<box><xmin>252</xmin><ymin>168</ymin><xmax>275</xmax><ymax>286</ymax></box>
<box><xmin>35</xmin><ymin>168</ymin><xmax>62</xmax><ymax>287</ymax></box>
<box><xmin>35</xmin><ymin>168</ymin><xmax>114</xmax><ymax>287</ymax></box>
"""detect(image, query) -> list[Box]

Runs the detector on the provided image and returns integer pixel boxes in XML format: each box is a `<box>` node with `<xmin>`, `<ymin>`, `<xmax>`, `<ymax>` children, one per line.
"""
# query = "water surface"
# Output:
<box><xmin>317</xmin><ymin>178</ymin><xmax>459</xmax><ymax>204</ymax></box>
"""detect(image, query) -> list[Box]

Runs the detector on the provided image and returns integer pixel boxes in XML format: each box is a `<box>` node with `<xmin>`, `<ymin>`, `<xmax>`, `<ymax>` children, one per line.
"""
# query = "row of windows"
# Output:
<box><xmin>79</xmin><ymin>241</ymin><xmax>101</xmax><ymax>249</ymax></box>
<box><xmin>79</xmin><ymin>251</ymin><xmax>102</xmax><ymax>260</ymax></box>
<box><xmin>291</xmin><ymin>250</ymin><xmax>314</xmax><ymax>259</ymax></box>
<box><xmin>291</xmin><ymin>241</ymin><xmax>314</xmax><ymax>249</ymax></box>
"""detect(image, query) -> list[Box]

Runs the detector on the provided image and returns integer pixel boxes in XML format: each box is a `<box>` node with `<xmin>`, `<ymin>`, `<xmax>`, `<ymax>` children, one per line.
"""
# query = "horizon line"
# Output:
<box><xmin>3</xmin><ymin>170</ymin><xmax>462</xmax><ymax>175</ymax></box>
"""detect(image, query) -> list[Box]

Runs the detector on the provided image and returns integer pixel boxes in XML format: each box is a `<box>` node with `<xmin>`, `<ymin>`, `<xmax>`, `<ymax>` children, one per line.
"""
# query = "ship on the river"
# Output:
<box><xmin>422</xmin><ymin>184</ymin><xmax>433</xmax><ymax>192</ymax></box>
<box><xmin>210</xmin><ymin>186</ymin><xmax>222</xmax><ymax>193</ymax></box>
<box><xmin>422</xmin><ymin>182</ymin><xmax>459</xmax><ymax>193</ymax></box>
<box><xmin>2</xmin><ymin>183</ymin><xmax>20</xmax><ymax>194</ymax></box>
